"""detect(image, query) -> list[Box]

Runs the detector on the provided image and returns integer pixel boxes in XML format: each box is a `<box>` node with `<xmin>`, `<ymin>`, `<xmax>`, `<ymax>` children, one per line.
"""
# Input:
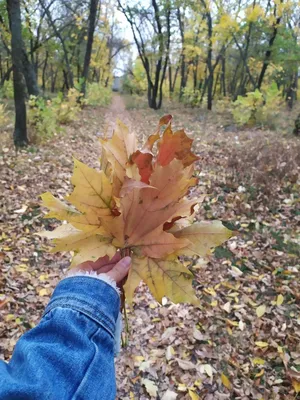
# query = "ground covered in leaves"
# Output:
<box><xmin>0</xmin><ymin>96</ymin><xmax>299</xmax><ymax>399</ymax></box>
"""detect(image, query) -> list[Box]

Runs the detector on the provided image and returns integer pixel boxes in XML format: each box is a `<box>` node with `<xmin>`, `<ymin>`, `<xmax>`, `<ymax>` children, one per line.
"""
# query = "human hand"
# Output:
<box><xmin>73</xmin><ymin>253</ymin><xmax>131</xmax><ymax>287</ymax></box>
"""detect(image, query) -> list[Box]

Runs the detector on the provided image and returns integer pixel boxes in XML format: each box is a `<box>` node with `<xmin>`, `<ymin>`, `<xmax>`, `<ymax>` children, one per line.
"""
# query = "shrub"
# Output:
<box><xmin>52</xmin><ymin>89</ymin><xmax>82</xmax><ymax>124</ymax></box>
<box><xmin>1</xmin><ymin>80</ymin><xmax>14</xmax><ymax>99</ymax></box>
<box><xmin>0</xmin><ymin>103</ymin><xmax>9</xmax><ymax>127</ymax></box>
<box><xmin>182</xmin><ymin>88</ymin><xmax>201</xmax><ymax>107</ymax></box>
<box><xmin>232</xmin><ymin>89</ymin><xmax>264</xmax><ymax>126</ymax></box>
<box><xmin>232</xmin><ymin>84</ymin><xmax>283</xmax><ymax>128</ymax></box>
<box><xmin>215</xmin><ymin>97</ymin><xmax>233</xmax><ymax>114</ymax></box>
<box><xmin>28</xmin><ymin>95</ymin><xmax>60</xmax><ymax>140</ymax></box>
<box><xmin>86</xmin><ymin>83</ymin><xmax>112</xmax><ymax>106</ymax></box>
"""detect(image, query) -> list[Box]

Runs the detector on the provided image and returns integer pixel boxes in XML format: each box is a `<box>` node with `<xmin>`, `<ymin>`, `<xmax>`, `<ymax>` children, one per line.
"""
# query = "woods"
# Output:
<box><xmin>0</xmin><ymin>0</ymin><xmax>127</xmax><ymax>145</ymax></box>
<box><xmin>120</xmin><ymin>0</ymin><xmax>300</xmax><ymax>114</ymax></box>
<box><xmin>1</xmin><ymin>0</ymin><xmax>300</xmax><ymax>140</ymax></box>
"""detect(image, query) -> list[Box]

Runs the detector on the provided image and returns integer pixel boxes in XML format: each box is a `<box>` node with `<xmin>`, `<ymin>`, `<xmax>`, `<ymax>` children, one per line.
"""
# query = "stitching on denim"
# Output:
<box><xmin>70</xmin><ymin>326</ymin><xmax>100</xmax><ymax>399</ymax></box>
<box><xmin>60</xmin><ymin>276</ymin><xmax>118</xmax><ymax>297</ymax></box>
<box><xmin>44</xmin><ymin>301</ymin><xmax>115</xmax><ymax>338</ymax></box>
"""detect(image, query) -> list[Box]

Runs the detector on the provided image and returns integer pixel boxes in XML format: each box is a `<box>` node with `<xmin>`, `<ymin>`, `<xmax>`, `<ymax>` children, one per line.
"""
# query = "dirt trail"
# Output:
<box><xmin>103</xmin><ymin>94</ymin><xmax>133</xmax><ymax>135</ymax></box>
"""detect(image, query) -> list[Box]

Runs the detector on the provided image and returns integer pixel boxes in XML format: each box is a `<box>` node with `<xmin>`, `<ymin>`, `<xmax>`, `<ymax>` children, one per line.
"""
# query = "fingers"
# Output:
<box><xmin>106</xmin><ymin>256</ymin><xmax>131</xmax><ymax>285</ymax></box>
<box><xmin>92</xmin><ymin>252</ymin><xmax>122</xmax><ymax>273</ymax></box>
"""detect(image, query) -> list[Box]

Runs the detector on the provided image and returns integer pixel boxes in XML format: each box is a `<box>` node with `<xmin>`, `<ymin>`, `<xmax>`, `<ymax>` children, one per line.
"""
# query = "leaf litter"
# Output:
<box><xmin>0</xmin><ymin>96</ymin><xmax>299</xmax><ymax>399</ymax></box>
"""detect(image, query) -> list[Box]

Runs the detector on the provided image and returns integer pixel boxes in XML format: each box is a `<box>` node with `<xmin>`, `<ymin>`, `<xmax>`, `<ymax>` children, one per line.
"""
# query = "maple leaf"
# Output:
<box><xmin>157</xmin><ymin>125</ymin><xmax>200</xmax><ymax>167</ymax></box>
<box><xmin>172</xmin><ymin>221</ymin><xmax>232</xmax><ymax>257</ymax></box>
<box><xmin>66</xmin><ymin>158</ymin><xmax>114</xmax><ymax>217</ymax></box>
<box><xmin>124</xmin><ymin>256</ymin><xmax>199</xmax><ymax>305</ymax></box>
<box><xmin>100</xmin><ymin>119</ymin><xmax>137</xmax><ymax>190</ymax></box>
<box><xmin>39</xmin><ymin>116</ymin><xmax>231</xmax><ymax>306</ymax></box>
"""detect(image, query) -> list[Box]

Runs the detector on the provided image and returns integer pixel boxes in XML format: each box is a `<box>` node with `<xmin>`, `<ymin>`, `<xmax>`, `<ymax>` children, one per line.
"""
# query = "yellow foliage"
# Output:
<box><xmin>0</xmin><ymin>103</ymin><xmax>9</xmax><ymax>127</ymax></box>
<box><xmin>39</xmin><ymin>117</ymin><xmax>231</xmax><ymax>305</ymax></box>
<box><xmin>245</xmin><ymin>5</ymin><xmax>264</xmax><ymax>23</ymax></box>
<box><xmin>215</xmin><ymin>14</ymin><xmax>239</xmax><ymax>39</ymax></box>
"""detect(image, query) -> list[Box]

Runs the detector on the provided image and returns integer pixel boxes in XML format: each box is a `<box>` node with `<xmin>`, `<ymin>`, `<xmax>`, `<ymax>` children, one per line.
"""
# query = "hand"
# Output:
<box><xmin>73</xmin><ymin>253</ymin><xmax>131</xmax><ymax>287</ymax></box>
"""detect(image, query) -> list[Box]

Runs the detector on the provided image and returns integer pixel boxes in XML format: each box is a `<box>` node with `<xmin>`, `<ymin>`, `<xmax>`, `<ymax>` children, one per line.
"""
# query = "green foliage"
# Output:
<box><xmin>232</xmin><ymin>85</ymin><xmax>282</xmax><ymax>128</ymax></box>
<box><xmin>0</xmin><ymin>103</ymin><xmax>9</xmax><ymax>127</ymax></box>
<box><xmin>1</xmin><ymin>80</ymin><xmax>14</xmax><ymax>99</ymax></box>
<box><xmin>122</xmin><ymin>60</ymin><xmax>147</xmax><ymax>95</ymax></box>
<box><xmin>52</xmin><ymin>89</ymin><xmax>82</xmax><ymax>124</ymax></box>
<box><xmin>215</xmin><ymin>97</ymin><xmax>233</xmax><ymax>114</ymax></box>
<box><xmin>28</xmin><ymin>88</ymin><xmax>85</xmax><ymax>140</ymax></box>
<box><xmin>28</xmin><ymin>96</ymin><xmax>60</xmax><ymax>139</ymax></box>
<box><xmin>86</xmin><ymin>83</ymin><xmax>112</xmax><ymax>106</ymax></box>
<box><xmin>182</xmin><ymin>88</ymin><xmax>201</xmax><ymax>107</ymax></box>
<box><xmin>232</xmin><ymin>90</ymin><xmax>264</xmax><ymax>126</ymax></box>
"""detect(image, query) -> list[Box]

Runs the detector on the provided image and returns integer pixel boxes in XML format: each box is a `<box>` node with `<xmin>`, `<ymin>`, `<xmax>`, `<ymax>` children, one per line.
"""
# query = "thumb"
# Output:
<box><xmin>106</xmin><ymin>256</ymin><xmax>131</xmax><ymax>284</ymax></box>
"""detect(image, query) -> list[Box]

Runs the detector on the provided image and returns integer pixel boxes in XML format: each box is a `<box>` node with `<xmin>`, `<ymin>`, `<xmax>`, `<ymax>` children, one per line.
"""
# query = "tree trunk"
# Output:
<box><xmin>256</xmin><ymin>2</ymin><xmax>283</xmax><ymax>90</ymax></box>
<box><xmin>22</xmin><ymin>48</ymin><xmax>40</xmax><ymax>96</ymax></box>
<box><xmin>286</xmin><ymin>72</ymin><xmax>298</xmax><ymax>109</ymax></box>
<box><xmin>81</xmin><ymin>0</ymin><xmax>99</xmax><ymax>96</ymax></box>
<box><xmin>168</xmin><ymin>65</ymin><xmax>173</xmax><ymax>94</ymax></box>
<box><xmin>62</xmin><ymin>69</ymin><xmax>69</xmax><ymax>91</ymax></box>
<box><xmin>177</xmin><ymin>7</ymin><xmax>186</xmax><ymax>99</ymax></box>
<box><xmin>42</xmin><ymin>51</ymin><xmax>49</xmax><ymax>92</ymax></box>
<box><xmin>0</xmin><ymin>66</ymin><xmax>13</xmax><ymax>87</ymax></box>
<box><xmin>39</xmin><ymin>0</ymin><xmax>74</xmax><ymax>88</ymax></box>
<box><xmin>7</xmin><ymin>0</ymin><xmax>28</xmax><ymax>147</ymax></box>
<box><xmin>221</xmin><ymin>54</ymin><xmax>226</xmax><ymax>97</ymax></box>
<box><xmin>201</xmin><ymin>0</ymin><xmax>213</xmax><ymax>110</ymax></box>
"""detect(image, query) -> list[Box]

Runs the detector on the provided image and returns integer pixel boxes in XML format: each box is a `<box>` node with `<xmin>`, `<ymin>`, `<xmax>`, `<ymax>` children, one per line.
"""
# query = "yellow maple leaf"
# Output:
<box><xmin>172</xmin><ymin>221</ymin><xmax>232</xmax><ymax>257</ymax></box>
<box><xmin>125</xmin><ymin>256</ymin><xmax>199</xmax><ymax>305</ymax></box>
<box><xmin>221</xmin><ymin>373</ymin><xmax>232</xmax><ymax>389</ymax></box>
<box><xmin>188</xmin><ymin>389</ymin><xmax>199</xmax><ymax>400</ymax></box>
<box><xmin>67</xmin><ymin>158</ymin><xmax>113</xmax><ymax>217</ymax></box>
<box><xmin>276</xmin><ymin>294</ymin><xmax>284</xmax><ymax>306</ymax></box>
<box><xmin>100</xmin><ymin>119</ymin><xmax>137</xmax><ymax>186</ymax></box>
<box><xmin>255</xmin><ymin>341</ymin><xmax>269</xmax><ymax>348</ymax></box>
<box><xmin>292</xmin><ymin>379</ymin><xmax>300</xmax><ymax>393</ymax></box>
<box><xmin>39</xmin><ymin>117</ymin><xmax>231</xmax><ymax>306</ymax></box>
<box><xmin>252</xmin><ymin>357</ymin><xmax>265</xmax><ymax>365</ymax></box>
<box><xmin>256</xmin><ymin>304</ymin><xmax>266</xmax><ymax>318</ymax></box>
<box><xmin>40</xmin><ymin>192</ymin><xmax>105</xmax><ymax>233</ymax></box>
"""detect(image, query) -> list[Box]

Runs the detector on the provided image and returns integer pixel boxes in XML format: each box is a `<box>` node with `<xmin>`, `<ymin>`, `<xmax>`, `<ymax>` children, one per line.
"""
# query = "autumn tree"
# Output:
<box><xmin>6</xmin><ymin>0</ymin><xmax>28</xmax><ymax>146</ymax></box>
<box><xmin>118</xmin><ymin>0</ymin><xmax>171</xmax><ymax>109</ymax></box>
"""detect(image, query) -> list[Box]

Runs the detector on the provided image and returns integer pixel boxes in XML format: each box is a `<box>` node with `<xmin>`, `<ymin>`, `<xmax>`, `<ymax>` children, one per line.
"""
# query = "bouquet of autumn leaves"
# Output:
<box><xmin>39</xmin><ymin>115</ymin><xmax>231</xmax><ymax>306</ymax></box>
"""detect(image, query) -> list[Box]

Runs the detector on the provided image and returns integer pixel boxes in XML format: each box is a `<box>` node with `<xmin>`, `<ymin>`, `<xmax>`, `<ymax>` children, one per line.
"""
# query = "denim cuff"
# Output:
<box><xmin>43</xmin><ymin>276</ymin><xmax>120</xmax><ymax>338</ymax></box>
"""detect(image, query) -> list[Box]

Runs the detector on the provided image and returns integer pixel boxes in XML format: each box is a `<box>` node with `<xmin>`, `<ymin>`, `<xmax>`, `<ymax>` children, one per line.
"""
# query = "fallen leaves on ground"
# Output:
<box><xmin>0</xmin><ymin>95</ymin><xmax>299</xmax><ymax>399</ymax></box>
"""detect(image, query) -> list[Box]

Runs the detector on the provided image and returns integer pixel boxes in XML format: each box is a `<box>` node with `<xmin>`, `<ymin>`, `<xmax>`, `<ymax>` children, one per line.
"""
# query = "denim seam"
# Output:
<box><xmin>43</xmin><ymin>301</ymin><xmax>115</xmax><ymax>338</ymax></box>
<box><xmin>62</xmin><ymin>276</ymin><xmax>118</xmax><ymax>297</ymax></box>
<box><xmin>71</xmin><ymin>327</ymin><xmax>101</xmax><ymax>399</ymax></box>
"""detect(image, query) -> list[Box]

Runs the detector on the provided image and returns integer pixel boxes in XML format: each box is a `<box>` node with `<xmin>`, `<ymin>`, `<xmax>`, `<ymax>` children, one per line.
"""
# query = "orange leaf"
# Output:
<box><xmin>142</xmin><ymin>133</ymin><xmax>160</xmax><ymax>152</ymax></box>
<box><xmin>120</xmin><ymin>177</ymin><xmax>155</xmax><ymax>197</ymax></box>
<box><xmin>114</xmin><ymin>160</ymin><xmax>196</xmax><ymax>257</ymax></box>
<box><xmin>131</xmin><ymin>150</ymin><xmax>153</xmax><ymax>183</ymax></box>
<box><xmin>141</xmin><ymin>115</ymin><xmax>172</xmax><ymax>152</ymax></box>
<box><xmin>157</xmin><ymin>125</ymin><xmax>199</xmax><ymax>167</ymax></box>
<box><xmin>159</xmin><ymin>114</ymin><xmax>173</xmax><ymax>127</ymax></box>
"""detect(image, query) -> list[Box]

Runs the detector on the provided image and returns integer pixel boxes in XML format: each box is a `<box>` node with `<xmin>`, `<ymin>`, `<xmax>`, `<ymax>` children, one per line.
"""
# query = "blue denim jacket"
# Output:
<box><xmin>0</xmin><ymin>276</ymin><xmax>120</xmax><ymax>399</ymax></box>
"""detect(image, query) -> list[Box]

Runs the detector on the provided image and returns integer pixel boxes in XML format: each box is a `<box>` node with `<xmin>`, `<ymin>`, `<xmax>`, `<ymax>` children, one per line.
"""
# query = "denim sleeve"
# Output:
<box><xmin>0</xmin><ymin>276</ymin><xmax>120</xmax><ymax>400</ymax></box>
